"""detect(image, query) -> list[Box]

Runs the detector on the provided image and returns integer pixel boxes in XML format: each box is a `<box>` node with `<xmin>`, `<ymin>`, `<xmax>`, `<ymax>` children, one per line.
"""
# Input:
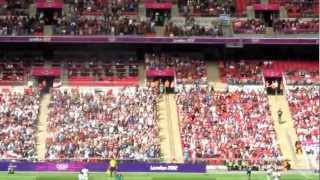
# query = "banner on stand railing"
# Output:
<box><xmin>0</xmin><ymin>161</ymin><xmax>206</xmax><ymax>173</ymax></box>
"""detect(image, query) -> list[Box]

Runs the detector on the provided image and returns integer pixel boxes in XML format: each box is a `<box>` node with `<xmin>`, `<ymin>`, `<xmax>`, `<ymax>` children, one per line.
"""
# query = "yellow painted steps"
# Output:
<box><xmin>138</xmin><ymin>64</ymin><xmax>145</xmax><ymax>86</ymax></box>
<box><xmin>167</xmin><ymin>94</ymin><xmax>183</xmax><ymax>163</ymax></box>
<box><xmin>36</xmin><ymin>94</ymin><xmax>51</xmax><ymax>160</ymax></box>
<box><xmin>28</xmin><ymin>3</ymin><xmax>37</xmax><ymax>17</ymax></box>
<box><xmin>155</xmin><ymin>26</ymin><xmax>165</xmax><ymax>36</ymax></box>
<box><xmin>158</xmin><ymin>95</ymin><xmax>183</xmax><ymax>163</ymax></box>
<box><xmin>207</xmin><ymin>61</ymin><xmax>220</xmax><ymax>83</ymax></box>
<box><xmin>158</xmin><ymin>96</ymin><xmax>172</xmax><ymax>162</ymax></box>
<box><xmin>209</xmin><ymin>82</ymin><xmax>227</xmax><ymax>91</ymax></box>
<box><xmin>44</xmin><ymin>25</ymin><xmax>53</xmax><ymax>36</ymax></box>
<box><xmin>207</xmin><ymin>61</ymin><xmax>228</xmax><ymax>91</ymax></box>
<box><xmin>268</xmin><ymin>95</ymin><xmax>307</xmax><ymax>169</ymax></box>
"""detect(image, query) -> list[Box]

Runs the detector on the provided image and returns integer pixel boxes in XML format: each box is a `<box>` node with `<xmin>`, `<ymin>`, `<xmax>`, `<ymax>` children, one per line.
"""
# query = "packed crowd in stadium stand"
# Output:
<box><xmin>0</xmin><ymin>0</ymin><xmax>318</xmax><ymax>172</ymax></box>
<box><xmin>0</xmin><ymin>59</ymin><xmax>28</xmax><ymax>83</ymax></box>
<box><xmin>219</xmin><ymin>61</ymin><xmax>264</xmax><ymax>85</ymax></box>
<box><xmin>0</xmin><ymin>89</ymin><xmax>40</xmax><ymax>159</ymax></box>
<box><xmin>287</xmin><ymin>87</ymin><xmax>320</xmax><ymax>144</ymax></box>
<box><xmin>285</xmin><ymin>69</ymin><xmax>319</xmax><ymax>85</ymax></box>
<box><xmin>164</xmin><ymin>18</ymin><xmax>222</xmax><ymax>36</ymax></box>
<box><xmin>65</xmin><ymin>0</ymin><xmax>139</xmax><ymax>16</ymax></box>
<box><xmin>0</xmin><ymin>56</ymin><xmax>55</xmax><ymax>85</ymax></box>
<box><xmin>177</xmin><ymin>0</ymin><xmax>236</xmax><ymax>17</ymax></box>
<box><xmin>0</xmin><ymin>0</ymin><xmax>32</xmax><ymax>15</ymax></box>
<box><xmin>0</xmin><ymin>0</ymin><xmax>319</xmax><ymax>36</ymax></box>
<box><xmin>176</xmin><ymin>87</ymin><xmax>281</xmax><ymax>168</ymax></box>
<box><xmin>0</xmin><ymin>0</ymin><xmax>43</xmax><ymax>35</ymax></box>
<box><xmin>273</xmin><ymin>0</ymin><xmax>319</xmax><ymax>18</ymax></box>
<box><xmin>46</xmin><ymin>87</ymin><xmax>161</xmax><ymax>160</ymax></box>
<box><xmin>53</xmin><ymin>0</ymin><xmax>154</xmax><ymax>35</ymax></box>
<box><xmin>0</xmin><ymin>15</ymin><xmax>44</xmax><ymax>36</ymax></box>
<box><xmin>233</xmin><ymin>19</ymin><xmax>266</xmax><ymax>34</ymax></box>
<box><xmin>145</xmin><ymin>53</ymin><xmax>207</xmax><ymax>84</ymax></box>
<box><xmin>273</xmin><ymin>18</ymin><xmax>319</xmax><ymax>34</ymax></box>
<box><xmin>65</xmin><ymin>56</ymin><xmax>139</xmax><ymax>86</ymax></box>
<box><xmin>53</xmin><ymin>16</ymin><xmax>155</xmax><ymax>36</ymax></box>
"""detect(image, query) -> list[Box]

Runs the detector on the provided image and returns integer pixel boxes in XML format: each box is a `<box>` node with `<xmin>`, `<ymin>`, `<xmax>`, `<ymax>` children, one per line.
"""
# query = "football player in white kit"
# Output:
<box><xmin>82</xmin><ymin>168</ymin><xmax>89</xmax><ymax>180</ymax></box>
<box><xmin>78</xmin><ymin>168</ymin><xmax>89</xmax><ymax>180</ymax></box>
<box><xmin>78</xmin><ymin>171</ymin><xmax>85</xmax><ymax>180</ymax></box>
<box><xmin>267</xmin><ymin>166</ymin><xmax>281</xmax><ymax>180</ymax></box>
<box><xmin>272</xmin><ymin>170</ymin><xmax>281</xmax><ymax>180</ymax></box>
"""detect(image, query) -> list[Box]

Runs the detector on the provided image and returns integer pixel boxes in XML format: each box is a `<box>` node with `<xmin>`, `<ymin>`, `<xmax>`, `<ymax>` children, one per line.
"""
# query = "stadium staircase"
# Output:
<box><xmin>62</xmin><ymin>4</ymin><xmax>70</xmax><ymax>17</ymax></box>
<box><xmin>44</xmin><ymin>25</ymin><xmax>53</xmax><ymax>36</ymax></box>
<box><xmin>266</xmin><ymin>27</ymin><xmax>274</xmax><ymax>37</ymax></box>
<box><xmin>279</xmin><ymin>6</ymin><xmax>288</xmax><ymax>18</ymax></box>
<box><xmin>155</xmin><ymin>26</ymin><xmax>165</xmax><ymax>36</ymax></box>
<box><xmin>207</xmin><ymin>61</ymin><xmax>220</xmax><ymax>82</ymax></box>
<box><xmin>138</xmin><ymin>3</ymin><xmax>146</xmax><ymax>18</ymax></box>
<box><xmin>246</xmin><ymin>6</ymin><xmax>255</xmax><ymax>19</ymax></box>
<box><xmin>158</xmin><ymin>95</ymin><xmax>183</xmax><ymax>163</ymax></box>
<box><xmin>207</xmin><ymin>61</ymin><xmax>227</xmax><ymax>91</ymax></box>
<box><xmin>171</xmin><ymin>4</ymin><xmax>180</xmax><ymax>17</ymax></box>
<box><xmin>138</xmin><ymin>64</ymin><xmax>146</xmax><ymax>86</ymax></box>
<box><xmin>28</xmin><ymin>3</ymin><xmax>37</xmax><ymax>17</ymax></box>
<box><xmin>268</xmin><ymin>95</ymin><xmax>308</xmax><ymax>169</ymax></box>
<box><xmin>36</xmin><ymin>94</ymin><xmax>51</xmax><ymax>160</ymax></box>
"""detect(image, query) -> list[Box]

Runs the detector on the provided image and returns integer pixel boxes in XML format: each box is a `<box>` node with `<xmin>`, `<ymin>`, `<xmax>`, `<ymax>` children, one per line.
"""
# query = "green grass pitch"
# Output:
<box><xmin>0</xmin><ymin>172</ymin><xmax>318</xmax><ymax>180</ymax></box>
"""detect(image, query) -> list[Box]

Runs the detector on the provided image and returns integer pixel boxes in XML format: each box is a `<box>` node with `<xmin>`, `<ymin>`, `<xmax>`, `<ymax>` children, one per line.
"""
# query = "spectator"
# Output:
<box><xmin>273</xmin><ymin>18</ymin><xmax>319</xmax><ymax>34</ymax></box>
<box><xmin>177</xmin><ymin>0</ymin><xmax>236</xmax><ymax>17</ymax></box>
<box><xmin>287</xmin><ymin>87</ymin><xmax>320</xmax><ymax>143</ymax></box>
<box><xmin>0</xmin><ymin>15</ymin><xmax>44</xmax><ymax>35</ymax></box>
<box><xmin>46</xmin><ymin>87</ymin><xmax>161</xmax><ymax>160</ymax></box>
<box><xmin>145</xmin><ymin>53</ymin><xmax>207</xmax><ymax>84</ymax></box>
<box><xmin>53</xmin><ymin>15</ymin><xmax>155</xmax><ymax>36</ymax></box>
<box><xmin>220</xmin><ymin>61</ymin><xmax>264</xmax><ymax>85</ymax></box>
<box><xmin>277</xmin><ymin>109</ymin><xmax>283</xmax><ymax>123</ymax></box>
<box><xmin>277</xmin><ymin>0</ymin><xmax>319</xmax><ymax>18</ymax></box>
<box><xmin>285</xmin><ymin>69</ymin><xmax>319</xmax><ymax>85</ymax></box>
<box><xmin>233</xmin><ymin>19</ymin><xmax>266</xmax><ymax>34</ymax></box>
<box><xmin>0</xmin><ymin>89</ymin><xmax>40</xmax><ymax>159</ymax></box>
<box><xmin>177</xmin><ymin>87</ymin><xmax>281</xmax><ymax>168</ymax></box>
<box><xmin>164</xmin><ymin>19</ymin><xmax>221</xmax><ymax>37</ymax></box>
<box><xmin>65</xmin><ymin>0</ymin><xmax>140</xmax><ymax>16</ymax></box>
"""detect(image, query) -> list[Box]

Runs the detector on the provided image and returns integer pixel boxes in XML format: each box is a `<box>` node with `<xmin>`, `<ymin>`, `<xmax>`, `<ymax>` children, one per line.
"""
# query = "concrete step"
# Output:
<box><xmin>209</xmin><ymin>82</ymin><xmax>227</xmax><ymax>91</ymax></box>
<box><xmin>138</xmin><ymin>4</ymin><xmax>146</xmax><ymax>18</ymax></box>
<box><xmin>168</xmin><ymin>94</ymin><xmax>183</xmax><ymax>163</ymax></box>
<box><xmin>28</xmin><ymin>3</ymin><xmax>37</xmax><ymax>17</ymax></box>
<box><xmin>44</xmin><ymin>25</ymin><xmax>53</xmax><ymax>36</ymax></box>
<box><xmin>268</xmin><ymin>95</ymin><xmax>308</xmax><ymax>169</ymax></box>
<box><xmin>158</xmin><ymin>95</ymin><xmax>183</xmax><ymax>163</ymax></box>
<box><xmin>158</xmin><ymin>96</ymin><xmax>172</xmax><ymax>162</ymax></box>
<box><xmin>170</xmin><ymin>17</ymin><xmax>186</xmax><ymax>26</ymax></box>
<box><xmin>247</xmin><ymin>6</ymin><xmax>255</xmax><ymax>19</ymax></box>
<box><xmin>62</xmin><ymin>4</ymin><xmax>70</xmax><ymax>16</ymax></box>
<box><xmin>155</xmin><ymin>26</ymin><xmax>164</xmax><ymax>36</ymax></box>
<box><xmin>171</xmin><ymin>5</ymin><xmax>180</xmax><ymax>17</ymax></box>
<box><xmin>36</xmin><ymin>94</ymin><xmax>51</xmax><ymax>160</ymax></box>
<box><xmin>266</xmin><ymin>27</ymin><xmax>274</xmax><ymax>37</ymax></box>
<box><xmin>138</xmin><ymin>64</ymin><xmax>145</xmax><ymax>86</ymax></box>
<box><xmin>207</xmin><ymin>61</ymin><xmax>220</xmax><ymax>83</ymax></box>
<box><xmin>279</xmin><ymin>6</ymin><xmax>288</xmax><ymax>18</ymax></box>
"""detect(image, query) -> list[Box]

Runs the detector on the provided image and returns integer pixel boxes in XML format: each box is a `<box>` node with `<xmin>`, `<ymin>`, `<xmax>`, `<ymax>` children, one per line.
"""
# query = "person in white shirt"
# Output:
<box><xmin>272</xmin><ymin>170</ymin><xmax>281</xmax><ymax>180</ymax></box>
<box><xmin>78</xmin><ymin>171</ymin><xmax>85</xmax><ymax>180</ymax></box>
<box><xmin>81</xmin><ymin>168</ymin><xmax>89</xmax><ymax>180</ymax></box>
